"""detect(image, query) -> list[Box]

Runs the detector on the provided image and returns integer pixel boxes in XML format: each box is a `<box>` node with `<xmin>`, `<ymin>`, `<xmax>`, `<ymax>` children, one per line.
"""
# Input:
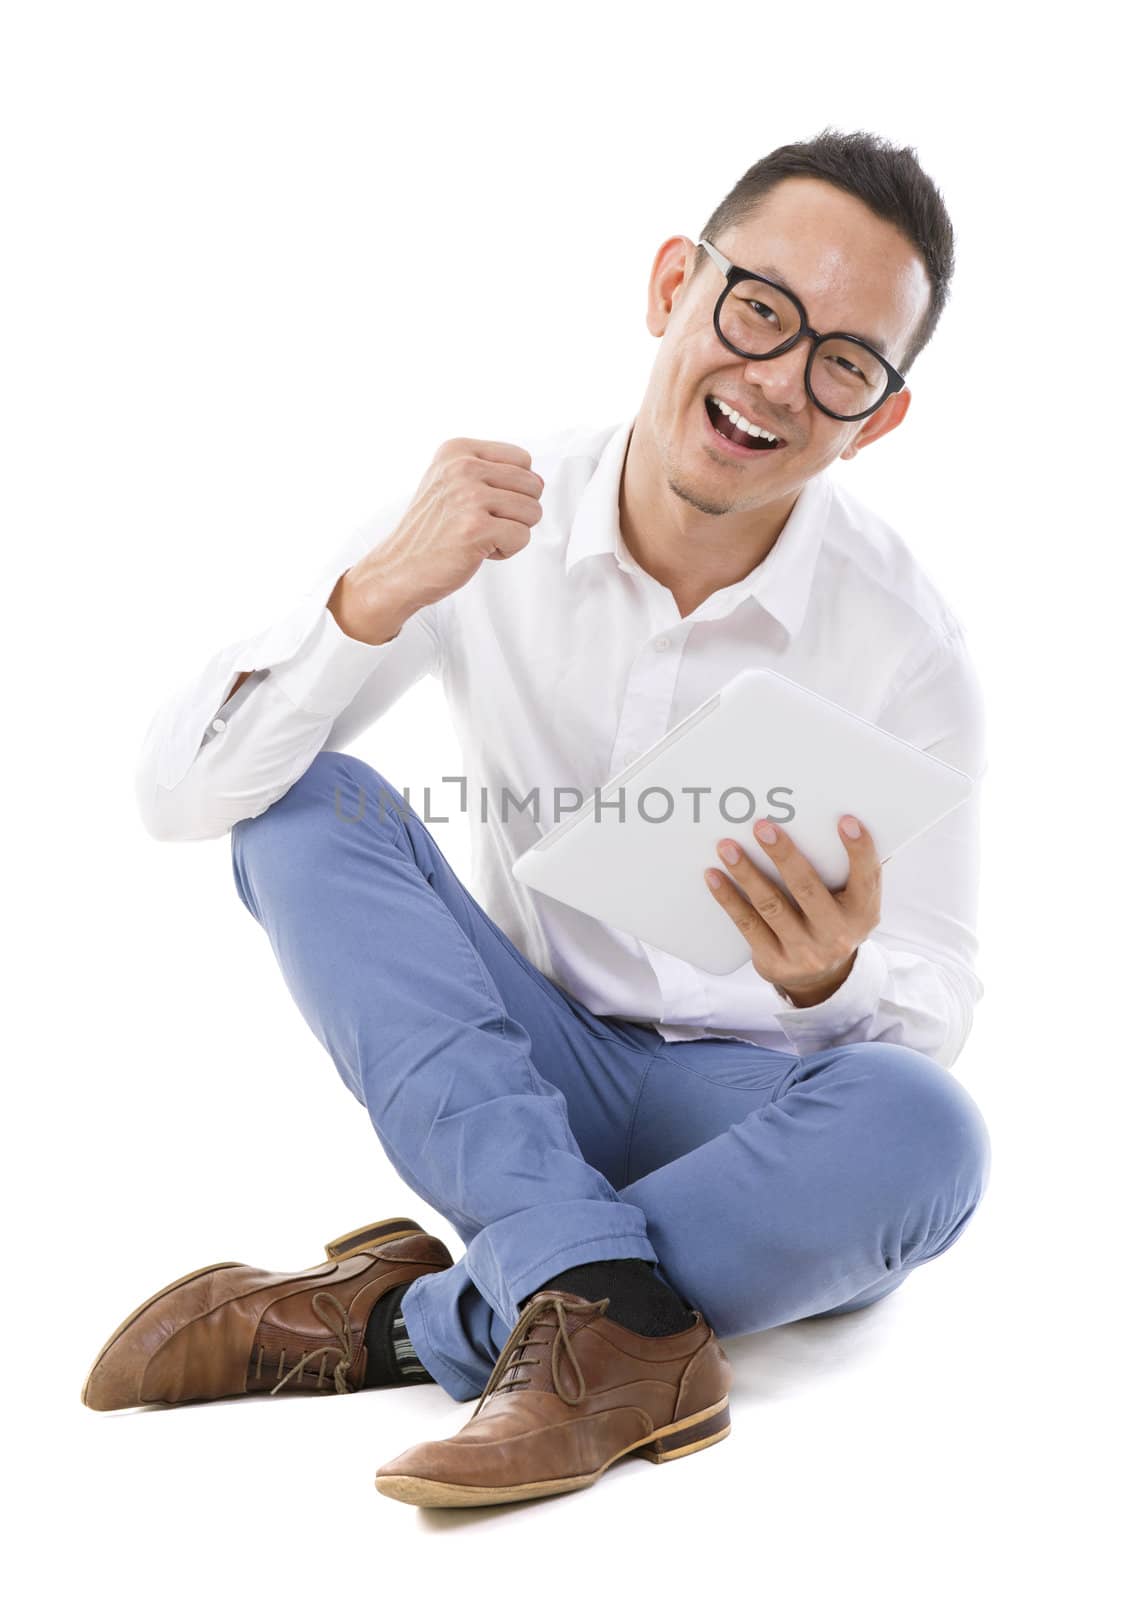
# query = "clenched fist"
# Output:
<box><xmin>329</xmin><ymin>437</ymin><xmax>545</xmax><ymax>645</ymax></box>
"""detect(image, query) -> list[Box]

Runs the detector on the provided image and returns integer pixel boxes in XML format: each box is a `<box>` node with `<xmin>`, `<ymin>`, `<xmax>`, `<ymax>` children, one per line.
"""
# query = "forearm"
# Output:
<box><xmin>136</xmin><ymin>519</ymin><xmax>441</xmax><ymax>840</ymax></box>
<box><xmin>136</xmin><ymin>603</ymin><xmax>394</xmax><ymax>841</ymax></box>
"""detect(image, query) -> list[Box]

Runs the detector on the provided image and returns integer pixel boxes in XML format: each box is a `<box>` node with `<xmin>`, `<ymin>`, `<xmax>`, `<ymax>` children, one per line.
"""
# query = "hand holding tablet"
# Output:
<box><xmin>702</xmin><ymin>804</ymin><xmax>882</xmax><ymax>1006</ymax></box>
<box><xmin>511</xmin><ymin>667</ymin><xmax>975</xmax><ymax>976</ymax></box>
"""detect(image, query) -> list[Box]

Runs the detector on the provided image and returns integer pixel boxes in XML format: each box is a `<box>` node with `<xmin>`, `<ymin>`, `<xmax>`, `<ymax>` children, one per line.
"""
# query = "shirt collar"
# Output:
<box><xmin>564</xmin><ymin>414</ymin><xmax>832</xmax><ymax>639</ymax></box>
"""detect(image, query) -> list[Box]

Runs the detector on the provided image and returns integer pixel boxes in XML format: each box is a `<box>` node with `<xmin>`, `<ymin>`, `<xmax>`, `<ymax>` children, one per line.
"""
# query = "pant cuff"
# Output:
<box><xmin>399</xmin><ymin>1278</ymin><xmax>490</xmax><ymax>1402</ymax></box>
<box><xmin>465</xmin><ymin>1197</ymin><xmax>657</xmax><ymax>1327</ymax></box>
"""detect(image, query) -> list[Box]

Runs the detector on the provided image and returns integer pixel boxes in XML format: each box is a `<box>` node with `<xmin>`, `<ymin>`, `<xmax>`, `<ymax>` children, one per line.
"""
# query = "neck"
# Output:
<box><xmin>618</xmin><ymin>415</ymin><xmax>802</xmax><ymax>619</ymax></box>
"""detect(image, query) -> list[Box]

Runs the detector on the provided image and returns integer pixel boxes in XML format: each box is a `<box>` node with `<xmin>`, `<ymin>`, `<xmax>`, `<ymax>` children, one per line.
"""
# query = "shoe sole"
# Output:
<box><xmin>80</xmin><ymin>1216</ymin><xmax>425</xmax><ymax>1408</ymax></box>
<box><xmin>374</xmin><ymin>1393</ymin><xmax>732</xmax><ymax>1508</ymax></box>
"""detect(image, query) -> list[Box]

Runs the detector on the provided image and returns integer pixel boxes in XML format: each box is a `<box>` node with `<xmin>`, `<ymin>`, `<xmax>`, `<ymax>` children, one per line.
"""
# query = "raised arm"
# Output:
<box><xmin>135</xmin><ymin>436</ymin><xmax>546</xmax><ymax>843</ymax></box>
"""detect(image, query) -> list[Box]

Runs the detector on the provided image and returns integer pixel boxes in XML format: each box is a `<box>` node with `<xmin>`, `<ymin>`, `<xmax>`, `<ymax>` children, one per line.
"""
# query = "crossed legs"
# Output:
<box><xmin>231</xmin><ymin>752</ymin><xmax>991</xmax><ymax>1401</ymax></box>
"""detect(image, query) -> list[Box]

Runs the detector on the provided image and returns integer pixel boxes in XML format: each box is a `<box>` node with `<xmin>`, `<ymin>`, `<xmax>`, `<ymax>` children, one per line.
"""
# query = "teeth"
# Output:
<box><xmin>711</xmin><ymin>396</ymin><xmax>782</xmax><ymax>444</ymax></box>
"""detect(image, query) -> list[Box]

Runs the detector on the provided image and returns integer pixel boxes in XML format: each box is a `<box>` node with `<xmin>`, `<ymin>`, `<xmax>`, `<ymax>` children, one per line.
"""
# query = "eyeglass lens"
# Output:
<box><xmin>719</xmin><ymin>279</ymin><xmax>889</xmax><ymax>419</ymax></box>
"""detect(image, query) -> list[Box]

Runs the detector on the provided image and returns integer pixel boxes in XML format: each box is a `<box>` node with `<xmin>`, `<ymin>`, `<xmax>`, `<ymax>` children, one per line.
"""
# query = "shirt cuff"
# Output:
<box><xmin>770</xmin><ymin>938</ymin><xmax>889</xmax><ymax>1052</ymax></box>
<box><xmin>265</xmin><ymin>599</ymin><xmax>397</xmax><ymax>717</ymax></box>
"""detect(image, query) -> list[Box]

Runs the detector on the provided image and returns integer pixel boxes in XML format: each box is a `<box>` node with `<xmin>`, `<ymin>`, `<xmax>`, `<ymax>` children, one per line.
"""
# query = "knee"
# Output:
<box><xmin>233</xmin><ymin>752</ymin><xmax>405</xmax><ymax>853</ymax></box>
<box><xmin>830</xmin><ymin>1042</ymin><xmax>992</xmax><ymax>1205</ymax></box>
<box><xmin>230</xmin><ymin>751</ymin><xmax>410</xmax><ymax>911</ymax></box>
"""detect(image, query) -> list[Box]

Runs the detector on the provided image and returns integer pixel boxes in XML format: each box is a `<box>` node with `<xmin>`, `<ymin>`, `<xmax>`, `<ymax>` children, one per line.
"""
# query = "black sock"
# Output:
<box><xmin>362</xmin><ymin>1282</ymin><xmax>435</xmax><ymax>1387</ymax></box>
<box><xmin>528</xmin><ymin>1257</ymin><xmax>695</xmax><ymax>1337</ymax></box>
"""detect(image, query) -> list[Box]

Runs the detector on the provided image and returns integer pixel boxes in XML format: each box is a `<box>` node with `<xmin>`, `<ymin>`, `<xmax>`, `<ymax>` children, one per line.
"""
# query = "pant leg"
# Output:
<box><xmin>230</xmin><ymin>751</ymin><xmax>662</xmax><ymax>1399</ymax></box>
<box><xmin>618</xmin><ymin>1036</ymin><xmax>993</xmax><ymax>1339</ymax></box>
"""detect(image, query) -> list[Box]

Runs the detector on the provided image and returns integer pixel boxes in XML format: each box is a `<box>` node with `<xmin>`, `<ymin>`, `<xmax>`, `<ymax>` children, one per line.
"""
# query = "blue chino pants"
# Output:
<box><xmin>230</xmin><ymin>751</ymin><xmax>991</xmax><ymax>1402</ymax></box>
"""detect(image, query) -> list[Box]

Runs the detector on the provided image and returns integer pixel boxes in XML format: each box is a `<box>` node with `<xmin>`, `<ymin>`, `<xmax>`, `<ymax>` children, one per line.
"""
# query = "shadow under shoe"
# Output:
<box><xmin>81</xmin><ymin>1217</ymin><xmax>453</xmax><ymax>1412</ymax></box>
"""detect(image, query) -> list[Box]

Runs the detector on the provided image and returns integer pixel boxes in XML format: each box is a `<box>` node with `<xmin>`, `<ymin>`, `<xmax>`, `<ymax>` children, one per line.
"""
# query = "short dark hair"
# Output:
<box><xmin>692</xmin><ymin>126</ymin><xmax>955</xmax><ymax>378</ymax></box>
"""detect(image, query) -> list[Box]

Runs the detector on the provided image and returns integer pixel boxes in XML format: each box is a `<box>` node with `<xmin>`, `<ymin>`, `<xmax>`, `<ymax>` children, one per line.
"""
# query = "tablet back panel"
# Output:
<box><xmin>511</xmin><ymin>667</ymin><xmax>973</xmax><ymax>975</ymax></box>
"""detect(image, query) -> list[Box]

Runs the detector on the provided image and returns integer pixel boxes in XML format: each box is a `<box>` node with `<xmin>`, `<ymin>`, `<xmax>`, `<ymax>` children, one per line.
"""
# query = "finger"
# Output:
<box><xmin>704</xmin><ymin>865</ymin><xmax>783</xmax><ymax>958</ymax></box>
<box><xmin>710</xmin><ymin>837</ymin><xmax>800</xmax><ymax>939</ymax></box>
<box><xmin>749</xmin><ymin>819</ymin><xmax>846</xmax><ymax>930</ymax></box>
<box><xmin>483</xmin><ymin>485</ymin><xmax>546</xmax><ymax>527</ymax></box>
<box><xmin>482</xmin><ymin>516</ymin><xmax>534</xmax><ymax>558</ymax></box>
<box><xmin>478</xmin><ymin>462</ymin><xmax>545</xmax><ymax>497</ymax></box>
<box><xmin>440</xmin><ymin>438</ymin><xmax>538</xmax><ymax>474</ymax></box>
<box><xmin>834</xmin><ymin>815</ymin><xmax>883</xmax><ymax>917</ymax></box>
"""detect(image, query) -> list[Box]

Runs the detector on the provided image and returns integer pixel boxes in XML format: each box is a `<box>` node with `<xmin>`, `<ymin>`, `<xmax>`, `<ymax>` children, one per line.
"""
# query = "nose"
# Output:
<box><xmin>740</xmin><ymin>343</ymin><xmax>809</xmax><ymax>417</ymax></box>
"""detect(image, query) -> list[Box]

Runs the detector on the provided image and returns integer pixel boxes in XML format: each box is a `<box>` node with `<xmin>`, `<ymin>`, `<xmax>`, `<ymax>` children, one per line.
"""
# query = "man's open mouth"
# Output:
<box><xmin>703</xmin><ymin>393</ymin><xmax>788</xmax><ymax>452</ymax></box>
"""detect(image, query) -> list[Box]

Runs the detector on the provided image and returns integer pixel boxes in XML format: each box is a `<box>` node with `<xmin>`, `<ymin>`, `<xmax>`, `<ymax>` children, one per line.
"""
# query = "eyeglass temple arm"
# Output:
<box><xmin>697</xmin><ymin>237</ymin><xmax>731</xmax><ymax>275</ymax></box>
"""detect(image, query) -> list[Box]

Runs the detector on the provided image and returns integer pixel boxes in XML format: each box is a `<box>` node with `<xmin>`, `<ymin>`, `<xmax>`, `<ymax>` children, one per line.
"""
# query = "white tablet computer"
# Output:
<box><xmin>510</xmin><ymin>667</ymin><xmax>974</xmax><ymax>975</ymax></box>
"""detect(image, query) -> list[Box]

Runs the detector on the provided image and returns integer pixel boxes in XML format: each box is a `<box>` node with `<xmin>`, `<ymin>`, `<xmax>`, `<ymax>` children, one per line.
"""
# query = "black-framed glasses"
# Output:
<box><xmin>697</xmin><ymin>237</ymin><xmax>907</xmax><ymax>423</ymax></box>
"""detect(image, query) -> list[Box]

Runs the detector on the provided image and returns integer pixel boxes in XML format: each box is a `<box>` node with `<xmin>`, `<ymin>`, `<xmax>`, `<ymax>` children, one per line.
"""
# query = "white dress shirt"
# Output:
<box><xmin>137</xmin><ymin>415</ymin><xmax>987</xmax><ymax>1070</ymax></box>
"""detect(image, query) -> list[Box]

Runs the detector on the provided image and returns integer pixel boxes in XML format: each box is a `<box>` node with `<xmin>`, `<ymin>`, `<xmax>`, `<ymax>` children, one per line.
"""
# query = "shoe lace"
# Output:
<box><xmin>268</xmin><ymin>1290</ymin><xmax>358</xmax><ymax>1396</ymax></box>
<box><xmin>469</xmin><ymin>1292</ymin><xmax>611</xmax><ymax>1421</ymax></box>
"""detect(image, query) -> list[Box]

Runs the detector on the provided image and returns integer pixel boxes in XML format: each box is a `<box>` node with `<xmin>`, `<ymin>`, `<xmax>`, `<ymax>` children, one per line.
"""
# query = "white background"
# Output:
<box><xmin>4</xmin><ymin>1</ymin><xmax>1115</xmax><ymax>1593</ymax></box>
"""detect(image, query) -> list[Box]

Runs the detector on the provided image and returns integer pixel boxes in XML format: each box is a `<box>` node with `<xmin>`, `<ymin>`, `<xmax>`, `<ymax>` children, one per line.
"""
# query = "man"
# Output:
<box><xmin>84</xmin><ymin>128</ymin><xmax>992</xmax><ymax>1509</ymax></box>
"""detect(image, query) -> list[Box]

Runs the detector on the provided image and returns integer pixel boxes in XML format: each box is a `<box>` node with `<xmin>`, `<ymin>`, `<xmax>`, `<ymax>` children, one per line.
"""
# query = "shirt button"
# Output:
<box><xmin>654</xmin><ymin>636</ymin><xmax>671</xmax><ymax>651</ymax></box>
<box><xmin>211</xmin><ymin>717</ymin><xmax>227</xmax><ymax>733</ymax></box>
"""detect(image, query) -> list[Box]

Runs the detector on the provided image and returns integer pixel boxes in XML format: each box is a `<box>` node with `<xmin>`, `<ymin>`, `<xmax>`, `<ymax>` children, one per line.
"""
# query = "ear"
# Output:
<box><xmin>646</xmin><ymin>236</ymin><xmax>695</xmax><ymax>338</ymax></box>
<box><xmin>839</xmin><ymin>385</ymin><xmax>912</xmax><ymax>461</ymax></box>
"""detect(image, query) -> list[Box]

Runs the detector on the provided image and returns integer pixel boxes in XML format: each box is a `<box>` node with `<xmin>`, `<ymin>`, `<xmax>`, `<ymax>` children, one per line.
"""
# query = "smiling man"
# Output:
<box><xmin>86</xmin><ymin>128</ymin><xmax>991</xmax><ymax>1511</ymax></box>
<box><xmin>626</xmin><ymin>175</ymin><xmax>928</xmax><ymax>612</ymax></box>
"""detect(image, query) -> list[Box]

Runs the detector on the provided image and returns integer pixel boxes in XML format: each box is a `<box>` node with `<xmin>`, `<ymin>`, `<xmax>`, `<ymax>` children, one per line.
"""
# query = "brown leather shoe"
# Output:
<box><xmin>375</xmin><ymin>1288</ymin><xmax>733</xmax><ymax>1507</ymax></box>
<box><xmin>81</xmin><ymin>1217</ymin><xmax>453</xmax><ymax>1411</ymax></box>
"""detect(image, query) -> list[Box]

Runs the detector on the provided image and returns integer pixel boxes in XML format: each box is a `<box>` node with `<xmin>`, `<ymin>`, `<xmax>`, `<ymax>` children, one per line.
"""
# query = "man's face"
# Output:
<box><xmin>641</xmin><ymin>177</ymin><xmax>931</xmax><ymax>517</ymax></box>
